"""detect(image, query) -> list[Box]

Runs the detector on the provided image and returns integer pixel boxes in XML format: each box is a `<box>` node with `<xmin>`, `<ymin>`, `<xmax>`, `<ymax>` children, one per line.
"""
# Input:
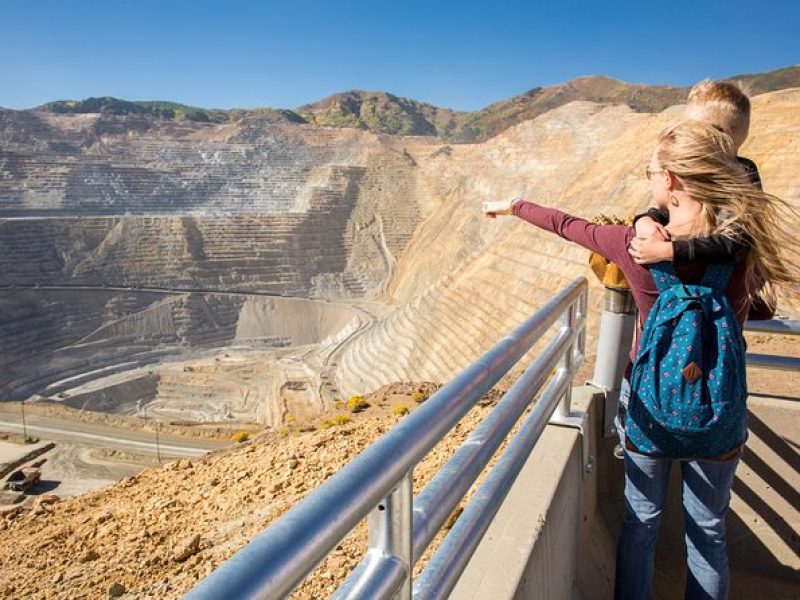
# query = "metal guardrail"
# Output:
<box><xmin>744</xmin><ymin>318</ymin><xmax>800</xmax><ymax>371</ymax></box>
<box><xmin>185</xmin><ymin>277</ymin><xmax>588</xmax><ymax>600</ymax></box>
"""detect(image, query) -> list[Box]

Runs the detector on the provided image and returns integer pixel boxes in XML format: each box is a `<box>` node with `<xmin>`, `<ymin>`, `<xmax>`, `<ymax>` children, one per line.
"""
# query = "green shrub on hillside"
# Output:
<box><xmin>321</xmin><ymin>414</ymin><xmax>352</xmax><ymax>429</ymax></box>
<box><xmin>346</xmin><ymin>395</ymin><xmax>369</xmax><ymax>413</ymax></box>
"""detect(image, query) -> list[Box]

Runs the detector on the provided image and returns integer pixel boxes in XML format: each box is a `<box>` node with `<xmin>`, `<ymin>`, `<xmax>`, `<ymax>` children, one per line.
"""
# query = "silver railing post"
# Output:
<box><xmin>548</xmin><ymin>289</ymin><xmax>593</xmax><ymax>477</ymax></box>
<box><xmin>372</xmin><ymin>472</ymin><xmax>413</xmax><ymax>600</ymax></box>
<box><xmin>555</xmin><ymin>302</ymin><xmax>576</xmax><ymax>418</ymax></box>
<box><xmin>334</xmin><ymin>472</ymin><xmax>414</xmax><ymax>600</ymax></box>
<box><xmin>588</xmin><ymin>286</ymin><xmax>636</xmax><ymax>436</ymax></box>
<box><xmin>576</xmin><ymin>288</ymin><xmax>588</xmax><ymax>364</ymax></box>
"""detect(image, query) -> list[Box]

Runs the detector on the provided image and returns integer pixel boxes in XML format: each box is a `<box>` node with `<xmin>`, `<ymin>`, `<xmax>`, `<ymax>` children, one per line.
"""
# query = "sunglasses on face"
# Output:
<box><xmin>645</xmin><ymin>167</ymin><xmax>667</xmax><ymax>180</ymax></box>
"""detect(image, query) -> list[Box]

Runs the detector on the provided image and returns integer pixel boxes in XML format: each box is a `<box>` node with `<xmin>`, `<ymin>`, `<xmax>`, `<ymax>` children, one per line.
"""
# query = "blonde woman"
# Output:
<box><xmin>484</xmin><ymin>119</ymin><xmax>798</xmax><ymax>599</ymax></box>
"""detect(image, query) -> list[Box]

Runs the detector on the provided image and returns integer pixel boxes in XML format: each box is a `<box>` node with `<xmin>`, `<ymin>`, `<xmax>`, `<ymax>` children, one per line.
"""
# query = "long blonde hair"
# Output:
<box><xmin>656</xmin><ymin>119</ymin><xmax>800</xmax><ymax>306</ymax></box>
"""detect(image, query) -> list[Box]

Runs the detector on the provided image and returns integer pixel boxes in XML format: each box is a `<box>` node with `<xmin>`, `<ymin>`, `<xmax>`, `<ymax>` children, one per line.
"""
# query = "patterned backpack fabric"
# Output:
<box><xmin>625</xmin><ymin>262</ymin><xmax>748</xmax><ymax>458</ymax></box>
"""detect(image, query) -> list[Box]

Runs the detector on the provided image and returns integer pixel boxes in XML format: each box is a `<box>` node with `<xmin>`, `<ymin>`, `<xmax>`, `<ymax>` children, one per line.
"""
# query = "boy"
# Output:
<box><xmin>629</xmin><ymin>79</ymin><xmax>762</xmax><ymax>267</ymax></box>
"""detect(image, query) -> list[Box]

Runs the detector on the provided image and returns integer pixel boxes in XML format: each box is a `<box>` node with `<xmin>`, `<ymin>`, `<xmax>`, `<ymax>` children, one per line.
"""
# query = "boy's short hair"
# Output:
<box><xmin>686</xmin><ymin>79</ymin><xmax>751</xmax><ymax>149</ymax></box>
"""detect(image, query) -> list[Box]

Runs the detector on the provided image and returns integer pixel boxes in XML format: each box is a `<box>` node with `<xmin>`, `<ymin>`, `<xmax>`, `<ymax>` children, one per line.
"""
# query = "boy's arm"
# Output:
<box><xmin>632</xmin><ymin>207</ymin><xmax>670</xmax><ymax>227</ymax></box>
<box><xmin>671</xmin><ymin>233</ymin><xmax>750</xmax><ymax>265</ymax></box>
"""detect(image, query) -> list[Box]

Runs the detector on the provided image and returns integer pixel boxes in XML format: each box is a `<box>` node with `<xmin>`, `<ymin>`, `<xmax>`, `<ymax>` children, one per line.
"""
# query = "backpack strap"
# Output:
<box><xmin>650</xmin><ymin>262</ymin><xmax>734</xmax><ymax>292</ymax></box>
<box><xmin>648</xmin><ymin>261</ymin><xmax>682</xmax><ymax>292</ymax></box>
<box><xmin>700</xmin><ymin>263</ymin><xmax>734</xmax><ymax>290</ymax></box>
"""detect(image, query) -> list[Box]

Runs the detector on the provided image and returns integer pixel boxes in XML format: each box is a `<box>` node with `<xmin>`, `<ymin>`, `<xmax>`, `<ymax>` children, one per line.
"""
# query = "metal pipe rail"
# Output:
<box><xmin>744</xmin><ymin>318</ymin><xmax>800</xmax><ymax>371</ymax></box>
<box><xmin>185</xmin><ymin>277</ymin><xmax>588</xmax><ymax>600</ymax></box>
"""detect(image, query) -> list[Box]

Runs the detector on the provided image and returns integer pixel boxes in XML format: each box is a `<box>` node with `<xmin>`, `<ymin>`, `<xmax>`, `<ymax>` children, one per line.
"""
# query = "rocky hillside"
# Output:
<box><xmin>25</xmin><ymin>65</ymin><xmax>800</xmax><ymax>142</ymax></box>
<box><xmin>442</xmin><ymin>65</ymin><xmax>800</xmax><ymax>142</ymax></box>
<box><xmin>35</xmin><ymin>97</ymin><xmax>305</xmax><ymax>126</ymax></box>
<box><xmin>297</xmin><ymin>90</ymin><xmax>462</xmax><ymax>137</ymax></box>
<box><xmin>0</xmin><ymin>382</ymin><xmax>508</xmax><ymax>599</ymax></box>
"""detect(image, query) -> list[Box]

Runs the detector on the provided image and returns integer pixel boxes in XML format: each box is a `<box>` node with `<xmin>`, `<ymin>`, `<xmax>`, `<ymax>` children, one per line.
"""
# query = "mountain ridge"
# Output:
<box><xmin>9</xmin><ymin>65</ymin><xmax>800</xmax><ymax>143</ymax></box>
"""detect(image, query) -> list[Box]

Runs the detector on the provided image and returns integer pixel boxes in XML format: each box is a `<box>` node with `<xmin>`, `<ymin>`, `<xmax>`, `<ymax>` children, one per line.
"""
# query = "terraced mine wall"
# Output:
<box><xmin>1</xmin><ymin>90</ymin><xmax>799</xmax><ymax>412</ymax></box>
<box><xmin>332</xmin><ymin>92</ymin><xmax>800</xmax><ymax>396</ymax></box>
<box><xmin>0</xmin><ymin>288</ymin><xmax>361</xmax><ymax>403</ymax></box>
<box><xmin>0</xmin><ymin>111</ymin><xmax>429</xmax><ymax>297</ymax></box>
<box><xmin>0</xmin><ymin>110</ymin><xmax>430</xmax><ymax>410</ymax></box>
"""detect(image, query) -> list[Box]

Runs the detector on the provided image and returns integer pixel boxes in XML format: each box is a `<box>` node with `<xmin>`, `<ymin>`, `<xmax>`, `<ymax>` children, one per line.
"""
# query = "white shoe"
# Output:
<box><xmin>613</xmin><ymin>443</ymin><xmax>625</xmax><ymax>460</ymax></box>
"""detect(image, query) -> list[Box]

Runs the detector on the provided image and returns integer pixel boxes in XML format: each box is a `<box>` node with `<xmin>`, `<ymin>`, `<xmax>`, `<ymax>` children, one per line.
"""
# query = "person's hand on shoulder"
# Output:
<box><xmin>628</xmin><ymin>235</ymin><xmax>674</xmax><ymax>264</ymax></box>
<box><xmin>482</xmin><ymin>198</ymin><xmax>522</xmax><ymax>218</ymax></box>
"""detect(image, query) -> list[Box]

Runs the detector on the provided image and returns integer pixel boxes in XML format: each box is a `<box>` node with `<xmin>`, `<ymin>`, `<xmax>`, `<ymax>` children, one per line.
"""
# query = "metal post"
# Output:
<box><xmin>332</xmin><ymin>471</ymin><xmax>414</xmax><ymax>600</ymax></box>
<box><xmin>155</xmin><ymin>420</ymin><xmax>162</xmax><ymax>464</ymax></box>
<box><xmin>575</xmin><ymin>291</ymin><xmax>588</xmax><ymax>365</ymax></box>
<box><xmin>20</xmin><ymin>400</ymin><xmax>28</xmax><ymax>444</ymax></box>
<box><xmin>588</xmin><ymin>286</ymin><xmax>636</xmax><ymax>436</ymax></box>
<box><xmin>555</xmin><ymin>303</ymin><xmax>575</xmax><ymax>418</ymax></box>
<box><xmin>371</xmin><ymin>472</ymin><xmax>413</xmax><ymax>600</ymax></box>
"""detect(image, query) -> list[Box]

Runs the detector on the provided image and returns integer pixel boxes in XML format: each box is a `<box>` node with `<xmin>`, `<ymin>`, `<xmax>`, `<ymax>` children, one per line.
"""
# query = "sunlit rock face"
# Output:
<box><xmin>335</xmin><ymin>90</ymin><xmax>800</xmax><ymax>396</ymax></box>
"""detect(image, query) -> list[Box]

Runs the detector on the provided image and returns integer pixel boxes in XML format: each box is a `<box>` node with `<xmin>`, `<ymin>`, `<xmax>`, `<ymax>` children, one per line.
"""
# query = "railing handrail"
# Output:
<box><xmin>744</xmin><ymin>318</ymin><xmax>800</xmax><ymax>372</ymax></box>
<box><xmin>185</xmin><ymin>277</ymin><xmax>588</xmax><ymax>600</ymax></box>
<box><xmin>744</xmin><ymin>318</ymin><xmax>800</xmax><ymax>336</ymax></box>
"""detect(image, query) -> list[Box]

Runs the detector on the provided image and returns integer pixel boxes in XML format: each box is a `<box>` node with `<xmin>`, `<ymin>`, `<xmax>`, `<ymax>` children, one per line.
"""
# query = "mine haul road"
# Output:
<box><xmin>0</xmin><ymin>408</ymin><xmax>227</xmax><ymax>459</ymax></box>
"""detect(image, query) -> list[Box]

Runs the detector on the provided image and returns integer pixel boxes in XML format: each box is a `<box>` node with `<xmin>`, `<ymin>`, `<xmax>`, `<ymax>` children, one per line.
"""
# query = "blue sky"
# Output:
<box><xmin>1</xmin><ymin>0</ymin><xmax>798</xmax><ymax>111</ymax></box>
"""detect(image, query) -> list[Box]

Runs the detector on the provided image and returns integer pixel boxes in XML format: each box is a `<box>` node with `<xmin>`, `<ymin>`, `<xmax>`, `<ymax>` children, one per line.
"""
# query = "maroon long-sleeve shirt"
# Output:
<box><xmin>512</xmin><ymin>200</ymin><xmax>757</xmax><ymax>363</ymax></box>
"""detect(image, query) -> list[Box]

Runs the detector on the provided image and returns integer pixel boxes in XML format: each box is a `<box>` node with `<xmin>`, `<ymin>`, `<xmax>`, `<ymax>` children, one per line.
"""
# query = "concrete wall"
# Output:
<box><xmin>451</xmin><ymin>385</ymin><xmax>618</xmax><ymax>600</ymax></box>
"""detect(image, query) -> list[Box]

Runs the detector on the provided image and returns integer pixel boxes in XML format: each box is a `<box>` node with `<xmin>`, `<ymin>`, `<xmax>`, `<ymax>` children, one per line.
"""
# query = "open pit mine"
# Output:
<box><xmin>1</xmin><ymin>88</ymin><xmax>799</xmax><ymax>432</ymax></box>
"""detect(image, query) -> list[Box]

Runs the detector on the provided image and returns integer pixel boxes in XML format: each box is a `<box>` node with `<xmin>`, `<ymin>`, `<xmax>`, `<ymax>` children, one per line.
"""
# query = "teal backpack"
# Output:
<box><xmin>625</xmin><ymin>262</ymin><xmax>748</xmax><ymax>458</ymax></box>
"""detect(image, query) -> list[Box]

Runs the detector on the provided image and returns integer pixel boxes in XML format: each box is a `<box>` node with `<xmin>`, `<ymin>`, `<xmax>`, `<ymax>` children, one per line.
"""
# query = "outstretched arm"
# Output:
<box><xmin>508</xmin><ymin>200</ymin><xmax>633</xmax><ymax>267</ymax></box>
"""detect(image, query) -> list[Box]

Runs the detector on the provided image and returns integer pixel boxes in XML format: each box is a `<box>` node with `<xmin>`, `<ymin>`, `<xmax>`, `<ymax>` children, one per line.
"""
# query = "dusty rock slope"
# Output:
<box><xmin>0</xmin><ymin>383</ymin><xmax>508</xmax><ymax>599</ymax></box>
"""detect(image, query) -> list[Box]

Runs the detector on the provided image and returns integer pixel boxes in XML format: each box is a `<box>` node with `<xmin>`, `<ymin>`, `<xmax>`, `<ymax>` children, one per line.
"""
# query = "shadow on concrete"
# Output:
<box><xmin>651</xmin><ymin>404</ymin><xmax>800</xmax><ymax>599</ymax></box>
<box><xmin>746</xmin><ymin>410</ymin><xmax>800</xmax><ymax>474</ymax></box>
<box><xmin>598</xmin><ymin>401</ymin><xmax>800</xmax><ymax>600</ymax></box>
<box><xmin>25</xmin><ymin>480</ymin><xmax>60</xmax><ymax>495</ymax></box>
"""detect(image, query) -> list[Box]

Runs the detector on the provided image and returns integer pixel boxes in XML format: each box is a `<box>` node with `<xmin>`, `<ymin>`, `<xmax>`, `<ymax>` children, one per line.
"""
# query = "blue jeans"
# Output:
<box><xmin>614</xmin><ymin>448</ymin><xmax>740</xmax><ymax>600</ymax></box>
